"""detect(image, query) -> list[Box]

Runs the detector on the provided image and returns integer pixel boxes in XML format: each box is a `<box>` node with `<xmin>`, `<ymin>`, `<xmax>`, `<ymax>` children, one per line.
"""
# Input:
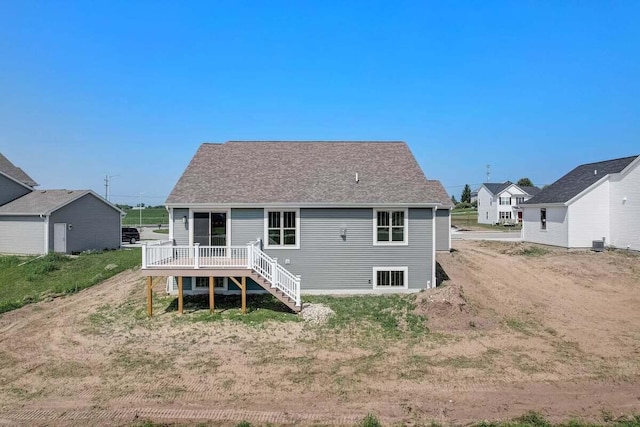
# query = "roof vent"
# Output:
<box><xmin>594</xmin><ymin>169</ymin><xmax>597</xmax><ymax>175</ymax></box>
<box><xmin>355</xmin><ymin>172</ymin><xmax>359</xmax><ymax>183</ymax></box>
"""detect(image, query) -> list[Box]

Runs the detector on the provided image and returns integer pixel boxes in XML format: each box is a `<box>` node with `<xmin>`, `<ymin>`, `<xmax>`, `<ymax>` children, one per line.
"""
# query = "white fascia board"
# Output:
<box><xmin>165</xmin><ymin>202</ymin><xmax>443</xmax><ymax>209</ymax></box>
<box><xmin>519</xmin><ymin>202</ymin><xmax>566</xmax><ymax>208</ymax></box>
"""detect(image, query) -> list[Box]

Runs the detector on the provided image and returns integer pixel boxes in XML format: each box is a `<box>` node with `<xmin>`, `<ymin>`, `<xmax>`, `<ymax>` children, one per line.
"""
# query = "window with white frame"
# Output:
<box><xmin>374</xmin><ymin>209</ymin><xmax>407</xmax><ymax>245</ymax></box>
<box><xmin>265</xmin><ymin>210</ymin><xmax>299</xmax><ymax>248</ymax></box>
<box><xmin>194</xmin><ymin>277</ymin><xmax>226</xmax><ymax>290</ymax></box>
<box><xmin>499</xmin><ymin>197</ymin><xmax>512</xmax><ymax>205</ymax></box>
<box><xmin>373</xmin><ymin>267</ymin><xmax>408</xmax><ymax>289</ymax></box>
<box><xmin>499</xmin><ymin>211</ymin><xmax>512</xmax><ymax>220</ymax></box>
<box><xmin>515</xmin><ymin>196</ymin><xmax>525</xmax><ymax>204</ymax></box>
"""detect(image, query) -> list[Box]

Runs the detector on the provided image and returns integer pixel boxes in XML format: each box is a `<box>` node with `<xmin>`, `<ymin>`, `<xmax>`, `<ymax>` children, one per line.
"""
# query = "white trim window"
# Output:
<box><xmin>373</xmin><ymin>209</ymin><xmax>408</xmax><ymax>245</ymax></box>
<box><xmin>499</xmin><ymin>211</ymin><xmax>512</xmax><ymax>220</ymax></box>
<box><xmin>499</xmin><ymin>197</ymin><xmax>512</xmax><ymax>205</ymax></box>
<box><xmin>373</xmin><ymin>267</ymin><xmax>408</xmax><ymax>289</ymax></box>
<box><xmin>264</xmin><ymin>209</ymin><xmax>300</xmax><ymax>249</ymax></box>
<box><xmin>193</xmin><ymin>277</ymin><xmax>227</xmax><ymax>292</ymax></box>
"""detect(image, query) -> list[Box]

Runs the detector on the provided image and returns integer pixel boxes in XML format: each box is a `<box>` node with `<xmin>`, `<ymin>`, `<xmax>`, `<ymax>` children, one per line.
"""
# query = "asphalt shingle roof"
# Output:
<box><xmin>0</xmin><ymin>190</ymin><xmax>91</xmax><ymax>215</ymax></box>
<box><xmin>523</xmin><ymin>155</ymin><xmax>639</xmax><ymax>205</ymax></box>
<box><xmin>482</xmin><ymin>181</ymin><xmax>541</xmax><ymax>196</ymax></box>
<box><xmin>0</xmin><ymin>153</ymin><xmax>38</xmax><ymax>187</ymax></box>
<box><xmin>166</xmin><ymin>141</ymin><xmax>453</xmax><ymax>207</ymax></box>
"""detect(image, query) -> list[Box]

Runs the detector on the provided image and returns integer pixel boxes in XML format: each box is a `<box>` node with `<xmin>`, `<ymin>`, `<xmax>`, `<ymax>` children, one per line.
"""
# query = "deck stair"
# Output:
<box><xmin>142</xmin><ymin>239</ymin><xmax>301</xmax><ymax>312</ymax></box>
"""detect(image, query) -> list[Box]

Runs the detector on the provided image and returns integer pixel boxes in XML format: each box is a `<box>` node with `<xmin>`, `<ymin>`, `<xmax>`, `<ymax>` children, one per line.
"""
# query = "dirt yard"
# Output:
<box><xmin>0</xmin><ymin>240</ymin><xmax>639</xmax><ymax>426</ymax></box>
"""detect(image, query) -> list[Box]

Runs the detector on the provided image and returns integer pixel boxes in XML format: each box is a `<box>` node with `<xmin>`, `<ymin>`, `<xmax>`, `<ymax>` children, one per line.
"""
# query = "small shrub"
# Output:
<box><xmin>358</xmin><ymin>413</ymin><xmax>382</xmax><ymax>427</ymax></box>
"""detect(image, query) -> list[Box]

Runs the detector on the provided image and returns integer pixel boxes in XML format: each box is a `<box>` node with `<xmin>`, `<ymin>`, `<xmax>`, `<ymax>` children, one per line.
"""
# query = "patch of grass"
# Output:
<box><xmin>305</xmin><ymin>294</ymin><xmax>428</xmax><ymax>342</ymax></box>
<box><xmin>111</xmin><ymin>348</ymin><xmax>172</xmax><ymax>372</ymax></box>
<box><xmin>38</xmin><ymin>360</ymin><xmax>92</xmax><ymax>379</ymax></box>
<box><xmin>520</xmin><ymin>246</ymin><xmax>550</xmax><ymax>257</ymax></box>
<box><xmin>431</xmin><ymin>348</ymin><xmax>500</xmax><ymax>370</ymax></box>
<box><xmin>473</xmin><ymin>411</ymin><xmax>640</xmax><ymax>427</ymax></box>
<box><xmin>505</xmin><ymin>318</ymin><xmax>536</xmax><ymax>336</ymax></box>
<box><xmin>167</xmin><ymin>294</ymin><xmax>300</xmax><ymax>325</ymax></box>
<box><xmin>121</xmin><ymin>207</ymin><xmax>168</xmax><ymax>226</ymax></box>
<box><xmin>358</xmin><ymin>413</ymin><xmax>382</xmax><ymax>427</ymax></box>
<box><xmin>0</xmin><ymin>249</ymin><xmax>141</xmax><ymax>314</ymax></box>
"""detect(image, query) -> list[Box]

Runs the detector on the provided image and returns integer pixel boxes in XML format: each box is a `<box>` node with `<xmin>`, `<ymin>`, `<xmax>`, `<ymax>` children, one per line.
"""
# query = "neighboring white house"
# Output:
<box><xmin>521</xmin><ymin>155</ymin><xmax>640</xmax><ymax>251</ymax></box>
<box><xmin>476</xmin><ymin>182</ymin><xmax>541</xmax><ymax>225</ymax></box>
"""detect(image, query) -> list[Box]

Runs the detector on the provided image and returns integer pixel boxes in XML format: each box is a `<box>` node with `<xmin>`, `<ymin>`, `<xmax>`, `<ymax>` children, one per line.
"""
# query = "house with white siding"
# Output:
<box><xmin>521</xmin><ymin>155</ymin><xmax>640</xmax><ymax>251</ymax></box>
<box><xmin>0</xmin><ymin>153</ymin><xmax>123</xmax><ymax>255</ymax></box>
<box><xmin>476</xmin><ymin>182</ymin><xmax>541</xmax><ymax>225</ymax></box>
<box><xmin>141</xmin><ymin>141</ymin><xmax>453</xmax><ymax>314</ymax></box>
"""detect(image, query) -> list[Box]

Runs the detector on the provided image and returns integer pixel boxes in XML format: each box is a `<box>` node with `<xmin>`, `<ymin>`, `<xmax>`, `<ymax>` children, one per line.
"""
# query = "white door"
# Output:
<box><xmin>54</xmin><ymin>223</ymin><xmax>67</xmax><ymax>253</ymax></box>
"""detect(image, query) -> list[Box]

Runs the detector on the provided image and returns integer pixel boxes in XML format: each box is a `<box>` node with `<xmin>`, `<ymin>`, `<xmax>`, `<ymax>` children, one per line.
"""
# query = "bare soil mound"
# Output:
<box><xmin>415</xmin><ymin>281</ymin><xmax>494</xmax><ymax>331</ymax></box>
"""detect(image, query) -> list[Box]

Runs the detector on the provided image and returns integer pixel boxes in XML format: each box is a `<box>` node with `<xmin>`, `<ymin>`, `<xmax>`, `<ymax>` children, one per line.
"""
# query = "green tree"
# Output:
<box><xmin>517</xmin><ymin>177</ymin><xmax>534</xmax><ymax>187</ymax></box>
<box><xmin>451</xmin><ymin>195</ymin><xmax>458</xmax><ymax>205</ymax></box>
<box><xmin>461</xmin><ymin>184</ymin><xmax>472</xmax><ymax>203</ymax></box>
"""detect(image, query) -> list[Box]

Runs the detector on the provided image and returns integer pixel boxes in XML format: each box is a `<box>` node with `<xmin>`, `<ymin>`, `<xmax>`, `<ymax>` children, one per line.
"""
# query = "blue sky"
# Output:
<box><xmin>1</xmin><ymin>1</ymin><xmax>638</xmax><ymax>205</ymax></box>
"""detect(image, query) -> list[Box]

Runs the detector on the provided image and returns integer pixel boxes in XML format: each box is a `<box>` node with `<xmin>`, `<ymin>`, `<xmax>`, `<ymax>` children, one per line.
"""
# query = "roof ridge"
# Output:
<box><xmin>578</xmin><ymin>155</ymin><xmax>639</xmax><ymax>167</ymax></box>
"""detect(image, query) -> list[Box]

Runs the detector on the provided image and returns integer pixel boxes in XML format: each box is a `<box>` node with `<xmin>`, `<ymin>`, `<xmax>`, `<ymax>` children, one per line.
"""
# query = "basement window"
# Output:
<box><xmin>373</xmin><ymin>267</ymin><xmax>408</xmax><ymax>289</ymax></box>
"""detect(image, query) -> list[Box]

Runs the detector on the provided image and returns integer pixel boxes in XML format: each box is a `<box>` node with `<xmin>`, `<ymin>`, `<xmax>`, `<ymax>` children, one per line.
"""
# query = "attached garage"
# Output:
<box><xmin>0</xmin><ymin>190</ymin><xmax>124</xmax><ymax>255</ymax></box>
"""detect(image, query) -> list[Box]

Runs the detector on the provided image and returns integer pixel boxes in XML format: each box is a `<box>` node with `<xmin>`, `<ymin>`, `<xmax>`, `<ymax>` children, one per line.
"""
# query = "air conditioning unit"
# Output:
<box><xmin>592</xmin><ymin>240</ymin><xmax>605</xmax><ymax>252</ymax></box>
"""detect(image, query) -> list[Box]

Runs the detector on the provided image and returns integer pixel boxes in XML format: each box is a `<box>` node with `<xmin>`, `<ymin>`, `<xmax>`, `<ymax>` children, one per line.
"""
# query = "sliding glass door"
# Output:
<box><xmin>193</xmin><ymin>212</ymin><xmax>227</xmax><ymax>246</ymax></box>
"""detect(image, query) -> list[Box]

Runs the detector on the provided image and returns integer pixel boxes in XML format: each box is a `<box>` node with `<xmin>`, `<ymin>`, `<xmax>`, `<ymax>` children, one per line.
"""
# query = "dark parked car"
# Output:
<box><xmin>122</xmin><ymin>227</ymin><xmax>140</xmax><ymax>244</ymax></box>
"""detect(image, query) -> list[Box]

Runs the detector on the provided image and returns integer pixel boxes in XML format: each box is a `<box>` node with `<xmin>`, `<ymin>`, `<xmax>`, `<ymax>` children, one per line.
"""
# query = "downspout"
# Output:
<box><xmin>167</xmin><ymin>206</ymin><xmax>173</xmax><ymax>243</ymax></box>
<box><xmin>41</xmin><ymin>214</ymin><xmax>49</xmax><ymax>255</ymax></box>
<box><xmin>448</xmin><ymin>207</ymin><xmax>452</xmax><ymax>251</ymax></box>
<box><xmin>432</xmin><ymin>207</ymin><xmax>437</xmax><ymax>289</ymax></box>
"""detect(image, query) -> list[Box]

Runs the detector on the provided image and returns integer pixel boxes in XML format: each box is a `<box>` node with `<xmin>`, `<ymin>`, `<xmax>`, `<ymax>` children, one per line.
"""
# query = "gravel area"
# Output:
<box><xmin>300</xmin><ymin>303</ymin><xmax>335</xmax><ymax>325</ymax></box>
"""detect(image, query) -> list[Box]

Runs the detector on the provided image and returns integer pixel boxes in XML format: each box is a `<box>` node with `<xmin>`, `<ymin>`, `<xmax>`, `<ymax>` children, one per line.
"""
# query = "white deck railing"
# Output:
<box><xmin>142</xmin><ymin>240</ymin><xmax>301</xmax><ymax>307</ymax></box>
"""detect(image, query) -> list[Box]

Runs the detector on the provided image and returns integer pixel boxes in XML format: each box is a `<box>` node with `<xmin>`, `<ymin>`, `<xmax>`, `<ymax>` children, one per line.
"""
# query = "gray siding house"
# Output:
<box><xmin>141</xmin><ymin>141</ymin><xmax>452</xmax><ymax>314</ymax></box>
<box><xmin>0</xmin><ymin>153</ymin><xmax>123</xmax><ymax>255</ymax></box>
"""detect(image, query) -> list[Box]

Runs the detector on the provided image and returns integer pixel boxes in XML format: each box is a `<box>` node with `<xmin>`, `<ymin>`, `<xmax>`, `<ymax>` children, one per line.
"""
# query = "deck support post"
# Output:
<box><xmin>241</xmin><ymin>276</ymin><xmax>247</xmax><ymax>315</ymax></box>
<box><xmin>209</xmin><ymin>276</ymin><xmax>215</xmax><ymax>314</ymax></box>
<box><xmin>146</xmin><ymin>276</ymin><xmax>153</xmax><ymax>317</ymax></box>
<box><xmin>178</xmin><ymin>276</ymin><xmax>184</xmax><ymax>315</ymax></box>
<box><xmin>229</xmin><ymin>276</ymin><xmax>247</xmax><ymax>315</ymax></box>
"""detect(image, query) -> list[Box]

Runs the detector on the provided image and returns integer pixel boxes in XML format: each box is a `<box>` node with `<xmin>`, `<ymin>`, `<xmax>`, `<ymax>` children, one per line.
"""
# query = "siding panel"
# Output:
<box><xmin>172</xmin><ymin>208</ymin><xmax>189</xmax><ymax>245</ymax></box>
<box><xmin>435</xmin><ymin>209</ymin><xmax>450</xmax><ymax>251</ymax></box>
<box><xmin>49</xmin><ymin>194</ymin><xmax>120</xmax><ymax>253</ymax></box>
<box><xmin>609</xmin><ymin>161</ymin><xmax>640</xmax><ymax>251</ymax></box>
<box><xmin>522</xmin><ymin>206</ymin><xmax>568</xmax><ymax>247</ymax></box>
<box><xmin>0</xmin><ymin>174</ymin><xmax>31</xmax><ymax>206</ymax></box>
<box><xmin>231</xmin><ymin>208</ymin><xmax>263</xmax><ymax>245</ymax></box>
<box><xmin>0</xmin><ymin>216</ymin><xmax>45</xmax><ymax>254</ymax></box>
<box><xmin>263</xmin><ymin>208</ymin><xmax>433</xmax><ymax>292</ymax></box>
<box><xmin>567</xmin><ymin>180</ymin><xmax>610</xmax><ymax>248</ymax></box>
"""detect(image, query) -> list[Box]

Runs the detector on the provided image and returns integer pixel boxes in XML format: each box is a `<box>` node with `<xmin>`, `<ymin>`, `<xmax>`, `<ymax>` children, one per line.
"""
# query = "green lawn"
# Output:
<box><xmin>121</xmin><ymin>207</ymin><xmax>168</xmax><ymax>226</ymax></box>
<box><xmin>451</xmin><ymin>208</ymin><xmax>522</xmax><ymax>231</ymax></box>
<box><xmin>0</xmin><ymin>248</ymin><xmax>141</xmax><ymax>314</ymax></box>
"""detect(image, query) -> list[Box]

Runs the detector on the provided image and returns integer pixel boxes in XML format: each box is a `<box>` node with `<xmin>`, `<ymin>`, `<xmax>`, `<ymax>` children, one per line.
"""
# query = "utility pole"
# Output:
<box><xmin>104</xmin><ymin>174</ymin><xmax>118</xmax><ymax>201</ymax></box>
<box><xmin>139</xmin><ymin>192</ymin><xmax>144</xmax><ymax>229</ymax></box>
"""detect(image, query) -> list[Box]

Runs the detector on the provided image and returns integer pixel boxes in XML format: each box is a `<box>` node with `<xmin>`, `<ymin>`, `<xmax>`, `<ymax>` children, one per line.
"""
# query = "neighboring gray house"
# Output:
<box><xmin>141</xmin><ymin>141</ymin><xmax>453</xmax><ymax>314</ymax></box>
<box><xmin>0</xmin><ymin>153</ymin><xmax>123</xmax><ymax>255</ymax></box>
<box><xmin>521</xmin><ymin>155</ymin><xmax>640</xmax><ymax>251</ymax></box>
<box><xmin>0</xmin><ymin>152</ymin><xmax>38</xmax><ymax>206</ymax></box>
<box><xmin>476</xmin><ymin>181</ymin><xmax>541</xmax><ymax>225</ymax></box>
